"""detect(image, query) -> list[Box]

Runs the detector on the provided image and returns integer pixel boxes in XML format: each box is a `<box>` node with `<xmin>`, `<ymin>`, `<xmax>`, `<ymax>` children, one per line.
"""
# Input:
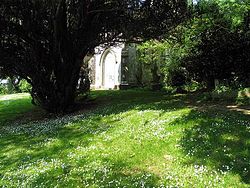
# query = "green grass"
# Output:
<box><xmin>0</xmin><ymin>90</ymin><xmax>249</xmax><ymax>187</ymax></box>
<box><xmin>0</xmin><ymin>93</ymin><xmax>35</xmax><ymax>126</ymax></box>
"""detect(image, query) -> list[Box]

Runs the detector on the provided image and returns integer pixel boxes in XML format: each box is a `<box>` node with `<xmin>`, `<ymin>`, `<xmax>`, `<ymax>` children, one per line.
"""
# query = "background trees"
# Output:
<box><xmin>0</xmin><ymin>0</ymin><xmax>188</xmax><ymax>113</ymax></box>
<box><xmin>182</xmin><ymin>0</ymin><xmax>250</xmax><ymax>90</ymax></box>
<box><xmin>137</xmin><ymin>0</ymin><xmax>250</xmax><ymax>91</ymax></box>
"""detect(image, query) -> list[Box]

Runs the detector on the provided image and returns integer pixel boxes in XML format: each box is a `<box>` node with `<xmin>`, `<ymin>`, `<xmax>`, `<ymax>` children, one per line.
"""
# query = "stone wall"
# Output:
<box><xmin>88</xmin><ymin>43</ymin><xmax>154</xmax><ymax>90</ymax></box>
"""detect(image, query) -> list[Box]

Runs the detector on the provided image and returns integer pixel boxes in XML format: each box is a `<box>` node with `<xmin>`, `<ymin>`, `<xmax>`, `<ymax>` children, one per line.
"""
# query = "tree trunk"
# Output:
<box><xmin>29</xmin><ymin>0</ymin><xmax>87</xmax><ymax>113</ymax></box>
<box><xmin>206</xmin><ymin>77</ymin><xmax>215</xmax><ymax>91</ymax></box>
<box><xmin>30</xmin><ymin>58</ymin><xmax>84</xmax><ymax>114</ymax></box>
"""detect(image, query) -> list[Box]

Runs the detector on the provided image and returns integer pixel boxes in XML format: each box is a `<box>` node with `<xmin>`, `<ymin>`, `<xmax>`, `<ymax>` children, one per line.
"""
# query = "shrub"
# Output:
<box><xmin>237</xmin><ymin>88</ymin><xmax>250</xmax><ymax>105</ymax></box>
<box><xmin>0</xmin><ymin>84</ymin><xmax>8</xmax><ymax>94</ymax></box>
<box><xmin>19</xmin><ymin>80</ymin><xmax>32</xmax><ymax>93</ymax></box>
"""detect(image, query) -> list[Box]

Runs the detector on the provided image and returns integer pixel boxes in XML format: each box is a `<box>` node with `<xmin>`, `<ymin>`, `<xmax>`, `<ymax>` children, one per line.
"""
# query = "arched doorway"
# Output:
<box><xmin>101</xmin><ymin>50</ymin><xmax>116</xmax><ymax>89</ymax></box>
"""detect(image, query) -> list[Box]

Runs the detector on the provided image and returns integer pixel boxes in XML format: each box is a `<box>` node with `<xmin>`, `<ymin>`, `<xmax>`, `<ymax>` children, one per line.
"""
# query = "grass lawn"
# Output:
<box><xmin>0</xmin><ymin>90</ymin><xmax>249</xmax><ymax>187</ymax></box>
<box><xmin>0</xmin><ymin>93</ymin><xmax>35</xmax><ymax>126</ymax></box>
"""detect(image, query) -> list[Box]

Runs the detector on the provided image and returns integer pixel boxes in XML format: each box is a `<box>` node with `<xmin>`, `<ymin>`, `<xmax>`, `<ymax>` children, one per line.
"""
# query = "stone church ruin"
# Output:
<box><xmin>87</xmin><ymin>43</ymin><xmax>158</xmax><ymax>90</ymax></box>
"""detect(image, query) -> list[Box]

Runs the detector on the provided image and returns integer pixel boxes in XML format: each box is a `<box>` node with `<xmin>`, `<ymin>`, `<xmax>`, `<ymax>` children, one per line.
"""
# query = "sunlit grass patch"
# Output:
<box><xmin>0</xmin><ymin>90</ymin><xmax>249</xmax><ymax>187</ymax></box>
<box><xmin>0</xmin><ymin>93</ymin><xmax>30</xmax><ymax>102</ymax></box>
<box><xmin>0</xmin><ymin>93</ymin><xmax>35</xmax><ymax>126</ymax></box>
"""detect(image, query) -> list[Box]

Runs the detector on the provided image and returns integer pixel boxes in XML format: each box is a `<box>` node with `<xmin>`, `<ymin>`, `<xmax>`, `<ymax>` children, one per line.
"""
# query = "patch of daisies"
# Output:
<box><xmin>0</xmin><ymin>105</ymin><xmax>117</xmax><ymax>137</ymax></box>
<box><xmin>1</xmin><ymin>101</ymin><xmax>249</xmax><ymax>187</ymax></box>
<box><xmin>0</xmin><ymin>115</ymin><xmax>80</xmax><ymax>137</ymax></box>
<box><xmin>1</xmin><ymin>157</ymin><xmax>159</xmax><ymax>188</ymax></box>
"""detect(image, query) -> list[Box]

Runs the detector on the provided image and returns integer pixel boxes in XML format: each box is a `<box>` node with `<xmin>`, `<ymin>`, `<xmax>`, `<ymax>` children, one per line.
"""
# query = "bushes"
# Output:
<box><xmin>0</xmin><ymin>78</ymin><xmax>31</xmax><ymax>94</ymax></box>
<box><xmin>237</xmin><ymin>88</ymin><xmax>250</xmax><ymax>105</ymax></box>
<box><xmin>137</xmin><ymin>0</ymin><xmax>249</xmax><ymax>92</ymax></box>
<box><xmin>0</xmin><ymin>84</ymin><xmax>8</xmax><ymax>94</ymax></box>
<box><xmin>19</xmin><ymin>80</ymin><xmax>32</xmax><ymax>93</ymax></box>
<box><xmin>198</xmin><ymin>87</ymin><xmax>250</xmax><ymax>105</ymax></box>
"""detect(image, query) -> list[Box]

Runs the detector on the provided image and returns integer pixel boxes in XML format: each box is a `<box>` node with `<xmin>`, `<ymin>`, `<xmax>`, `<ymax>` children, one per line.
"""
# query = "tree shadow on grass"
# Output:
<box><xmin>0</xmin><ymin>90</ymin><xmax>197</xmax><ymax>186</ymax></box>
<box><xmin>91</xmin><ymin>90</ymin><xmax>188</xmax><ymax>115</ymax></box>
<box><xmin>0</xmin><ymin>116</ymin><xmax>161</xmax><ymax>187</ymax></box>
<box><xmin>0</xmin><ymin>90</ymin><xmax>188</xmax><ymax>187</ymax></box>
<box><xmin>0</xmin><ymin>96</ymin><xmax>36</xmax><ymax>126</ymax></box>
<box><xmin>178</xmin><ymin>108</ymin><xmax>250</xmax><ymax>184</ymax></box>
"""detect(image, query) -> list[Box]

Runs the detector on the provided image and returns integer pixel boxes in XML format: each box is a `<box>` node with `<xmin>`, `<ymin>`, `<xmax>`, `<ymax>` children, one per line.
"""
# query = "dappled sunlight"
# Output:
<box><xmin>0</xmin><ymin>113</ymin><xmax>171</xmax><ymax>186</ymax></box>
<box><xmin>0</xmin><ymin>93</ymin><xmax>30</xmax><ymax>102</ymax></box>
<box><xmin>227</xmin><ymin>105</ymin><xmax>250</xmax><ymax>115</ymax></box>
<box><xmin>0</xmin><ymin>90</ymin><xmax>250</xmax><ymax>187</ymax></box>
<box><xmin>0</xmin><ymin>91</ymin><xmax>191</xmax><ymax>187</ymax></box>
<box><xmin>180</xmin><ymin>109</ymin><xmax>250</xmax><ymax>184</ymax></box>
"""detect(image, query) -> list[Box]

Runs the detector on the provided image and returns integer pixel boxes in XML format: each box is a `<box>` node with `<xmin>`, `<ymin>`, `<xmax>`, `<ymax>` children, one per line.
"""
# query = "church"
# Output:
<box><xmin>87</xmin><ymin>43</ymin><xmax>144</xmax><ymax>90</ymax></box>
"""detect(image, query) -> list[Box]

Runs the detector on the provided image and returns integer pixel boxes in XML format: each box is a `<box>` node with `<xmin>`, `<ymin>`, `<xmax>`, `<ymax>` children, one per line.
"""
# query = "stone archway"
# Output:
<box><xmin>101</xmin><ymin>50</ymin><xmax>117</xmax><ymax>89</ymax></box>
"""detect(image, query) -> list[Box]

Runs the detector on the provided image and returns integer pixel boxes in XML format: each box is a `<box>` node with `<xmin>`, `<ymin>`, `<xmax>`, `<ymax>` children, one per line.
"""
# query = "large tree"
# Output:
<box><xmin>0</xmin><ymin>0</ymin><xmax>187</xmax><ymax>113</ymax></box>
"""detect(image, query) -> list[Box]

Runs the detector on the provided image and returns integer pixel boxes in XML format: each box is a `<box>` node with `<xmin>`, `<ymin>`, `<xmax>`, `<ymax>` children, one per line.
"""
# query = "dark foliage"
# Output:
<box><xmin>182</xmin><ymin>4</ymin><xmax>250</xmax><ymax>90</ymax></box>
<box><xmin>183</xmin><ymin>20</ymin><xmax>250</xmax><ymax>90</ymax></box>
<box><xmin>0</xmin><ymin>0</ymin><xmax>188</xmax><ymax>113</ymax></box>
